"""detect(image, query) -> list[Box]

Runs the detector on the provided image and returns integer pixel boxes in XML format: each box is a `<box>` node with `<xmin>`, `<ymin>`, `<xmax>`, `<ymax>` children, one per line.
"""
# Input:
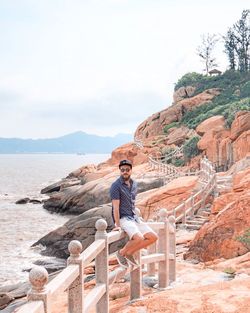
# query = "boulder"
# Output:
<box><xmin>15</xmin><ymin>198</ymin><xmax>30</xmax><ymax>204</ymax></box>
<box><xmin>230</xmin><ymin>111</ymin><xmax>250</xmax><ymax>141</ymax></box>
<box><xmin>196</xmin><ymin>115</ymin><xmax>226</xmax><ymax>136</ymax></box>
<box><xmin>232</xmin><ymin>130</ymin><xmax>250</xmax><ymax>162</ymax></box>
<box><xmin>33</xmin><ymin>204</ymin><xmax>127</xmax><ymax>259</ymax></box>
<box><xmin>134</xmin><ymin>104</ymin><xmax>183</xmax><ymax>140</ymax></box>
<box><xmin>185</xmin><ymin>166</ymin><xmax>250</xmax><ymax>262</ymax></box>
<box><xmin>0</xmin><ymin>293</ymin><xmax>13</xmax><ymax>310</ymax></box>
<box><xmin>178</xmin><ymin>88</ymin><xmax>221</xmax><ymax>112</ymax></box>
<box><xmin>41</xmin><ymin>178</ymin><xmax>81</xmax><ymax>194</ymax></box>
<box><xmin>173</xmin><ymin>86</ymin><xmax>196</xmax><ymax>103</ymax></box>
<box><xmin>43</xmin><ymin>167</ymin><xmax>164</xmax><ymax>215</ymax></box>
<box><xmin>166</xmin><ymin>125</ymin><xmax>193</xmax><ymax>145</ymax></box>
<box><xmin>137</xmin><ymin>176</ymin><xmax>199</xmax><ymax>220</ymax></box>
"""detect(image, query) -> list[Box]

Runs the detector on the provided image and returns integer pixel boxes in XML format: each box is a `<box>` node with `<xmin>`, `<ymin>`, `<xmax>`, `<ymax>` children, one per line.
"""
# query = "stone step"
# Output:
<box><xmin>186</xmin><ymin>220</ymin><xmax>206</xmax><ymax>225</ymax></box>
<box><xmin>185</xmin><ymin>224</ymin><xmax>202</xmax><ymax>230</ymax></box>
<box><xmin>186</xmin><ymin>217</ymin><xmax>208</xmax><ymax>223</ymax></box>
<box><xmin>193</xmin><ymin>215</ymin><xmax>209</xmax><ymax>220</ymax></box>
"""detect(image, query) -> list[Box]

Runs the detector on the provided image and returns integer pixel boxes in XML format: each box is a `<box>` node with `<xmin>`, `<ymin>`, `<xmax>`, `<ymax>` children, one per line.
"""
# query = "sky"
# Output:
<box><xmin>0</xmin><ymin>0</ymin><xmax>248</xmax><ymax>139</ymax></box>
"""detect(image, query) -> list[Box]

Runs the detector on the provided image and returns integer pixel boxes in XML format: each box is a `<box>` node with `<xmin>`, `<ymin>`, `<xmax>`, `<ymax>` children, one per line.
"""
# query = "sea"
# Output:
<box><xmin>0</xmin><ymin>153</ymin><xmax>110</xmax><ymax>287</ymax></box>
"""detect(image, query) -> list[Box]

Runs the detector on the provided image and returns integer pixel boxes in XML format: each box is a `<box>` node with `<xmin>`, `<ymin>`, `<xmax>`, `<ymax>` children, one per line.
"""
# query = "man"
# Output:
<box><xmin>110</xmin><ymin>159</ymin><xmax>158</xmax><ymax>268</ymax></box>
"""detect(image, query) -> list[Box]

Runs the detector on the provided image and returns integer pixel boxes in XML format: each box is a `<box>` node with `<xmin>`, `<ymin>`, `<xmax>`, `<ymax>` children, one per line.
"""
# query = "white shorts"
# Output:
<box><xmin>120</xmin><ymin>217</ymin><xmax>156</xmax><ymax>240</ymax></box>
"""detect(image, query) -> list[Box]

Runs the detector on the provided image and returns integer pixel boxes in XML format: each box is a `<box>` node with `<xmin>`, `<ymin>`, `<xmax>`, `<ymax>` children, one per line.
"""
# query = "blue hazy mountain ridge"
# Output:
<box><xmin>0</xmin><ymin>131</ymin><xmax>133</xmax><ymax>153</ymax></box>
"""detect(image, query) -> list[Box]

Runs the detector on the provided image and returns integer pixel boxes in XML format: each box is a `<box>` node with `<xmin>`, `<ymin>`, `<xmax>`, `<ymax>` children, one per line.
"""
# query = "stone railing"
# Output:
<box><xmin>148</xmin><ymin>155</ymin><xmax>179</xmax><ymax>177</ymax></box>
<box><xmin>170</xmin><ymin>157</ymin><xmax>216</xmax><ymax>224</ymax></box>
<box><xmin>134</xmin><ymin>137</ymin><xmax>144</xmax><ymax>149</ymax></box>
<box><xmin>15</xmin><ymin>209</ymin><xmax>176</xmax><ymax>313</ymax></box>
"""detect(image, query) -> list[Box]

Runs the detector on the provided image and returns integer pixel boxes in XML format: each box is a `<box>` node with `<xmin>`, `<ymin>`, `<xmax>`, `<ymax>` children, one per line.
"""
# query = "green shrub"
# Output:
<box><xmin>172</xmin><ymin>158</ymin><xmax>185</xmax><ymax>167</ymax></box>
<box><xmin>183</xmin><ymin>136</ymin><xmax>201</xmax><ymax>161</ymax></box>
<box><xmin>236</xmin><ymin>228</ymin><xmax>250</xmax><ymax>250</ymax></box>
<box><xmin>241</xmin><ymin>81</ymin><xmax>250</xmax><ymax>98</ymax></box>
<box><xmin>175</xmin><ymin>72</ymin><xmax>204</xmax><ymax>91</ymax></box>
<box><xmin>163</xmin><ymin>122</ymin><xmax>180</xmax><ymax>134</ymax></box>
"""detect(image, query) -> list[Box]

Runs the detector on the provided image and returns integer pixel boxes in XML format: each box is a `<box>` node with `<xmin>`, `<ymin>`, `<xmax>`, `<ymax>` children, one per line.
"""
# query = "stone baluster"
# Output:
<box><xmin>158</xmin><ymin>209</ymin><xmax>169</xmax><ymax>289</ymax></box>
<box><xmin>130</xmin><ymin>210</ymin><xmax>142</xmax><ymax>301</ymax></box>
<box><xmin>181</xmin><ymin>201</ymin><xmax>187</xmax><ymax>225</ymax></box>
<box><xmin>28</xmin><ymin>266</ymin><xmax>50</xmax><ymax>313</ymax></box>
<box><xmin>147</xmin><ymin>218</ymin><xmax>156</xmax><ymax>276</ymax></box>
<box><xmin>168</xmin><ymin>216</ymin><xmax>176</xmax><ymax>283</ymax></box>
<box><xmin>95</xmin><ymin>219</ymin><xmax>109</xmax><ymax>313</ymax></box>
<box><xmin>67</xmin><ymin>240</ymin><xmax>84</xmax><ymax>313</ymax></box>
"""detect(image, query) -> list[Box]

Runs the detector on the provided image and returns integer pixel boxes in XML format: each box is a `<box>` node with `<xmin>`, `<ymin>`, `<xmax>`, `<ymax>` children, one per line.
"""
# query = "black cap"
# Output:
<box><xmin>119</xmin><ymin>159</ymin><xmax>132</xmax><ymax>168</ymax></box>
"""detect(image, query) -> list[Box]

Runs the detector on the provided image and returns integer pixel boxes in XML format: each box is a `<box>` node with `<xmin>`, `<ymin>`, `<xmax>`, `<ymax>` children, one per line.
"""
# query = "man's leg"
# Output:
<box><xmin>120</xmin><ymin>232</ymin><xmax>158</xmax><ymax>257</ymax></box>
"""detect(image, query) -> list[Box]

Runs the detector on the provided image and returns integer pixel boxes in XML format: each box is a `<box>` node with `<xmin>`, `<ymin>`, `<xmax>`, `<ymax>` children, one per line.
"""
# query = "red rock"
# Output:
<box><xmin>196</xmin><ymin>115</ymin><xmax>226</xmax><ymax>136</ymax></box>
<box><xmin>230</xmin><ymin>111</ymin><xmax>250</xmax><ymax>141</ymax></box>
<box><xmin>137</xmin><ymin>176</ymin><xmax>199</xmax><ymax>220</ymax></box>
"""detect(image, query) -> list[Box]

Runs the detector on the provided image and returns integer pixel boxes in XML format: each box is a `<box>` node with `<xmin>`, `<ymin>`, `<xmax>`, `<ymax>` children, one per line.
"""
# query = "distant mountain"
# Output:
<box><xmin>0</xmin><ymin>131</ymin><xmax>133</xmax><ymax>153</ymax></box>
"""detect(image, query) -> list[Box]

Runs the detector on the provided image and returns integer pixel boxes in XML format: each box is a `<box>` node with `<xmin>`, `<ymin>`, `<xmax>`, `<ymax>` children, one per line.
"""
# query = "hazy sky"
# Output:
<box><xmin>0</xmin><ymin>0</ymin><xmax>248</xmax><ymax>139</ymax></box>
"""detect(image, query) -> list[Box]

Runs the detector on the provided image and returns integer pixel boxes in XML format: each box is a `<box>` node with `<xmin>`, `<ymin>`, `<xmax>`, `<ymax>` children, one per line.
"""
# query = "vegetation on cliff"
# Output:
<box><xmin>176</xmin><ymin>70</ymin><xmax>250</xmax><ymax>129</ymax></box>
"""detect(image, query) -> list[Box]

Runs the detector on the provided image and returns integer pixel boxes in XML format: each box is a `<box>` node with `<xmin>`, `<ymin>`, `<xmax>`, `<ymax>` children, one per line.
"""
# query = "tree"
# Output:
<box><xmin>224</xmin><ymin>10</ymin><xmax>250</xmax><ymax>72</ymax></box>
<box><xmin>224</xmin><ymin>28</ymin><xmax>237</xmax><ymax>70</ymax></box>
<box><xmin>197</xmin><ymin>33</ymin><xmax>218</xmax><ymax>74</ymax></box>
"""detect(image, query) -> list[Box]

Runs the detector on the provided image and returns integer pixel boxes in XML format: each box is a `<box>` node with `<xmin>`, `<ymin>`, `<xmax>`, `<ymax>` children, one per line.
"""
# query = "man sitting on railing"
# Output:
<box><xmin>110</xmin><ymin>159</ymin><xmax>158</xmax><ymax>268</ymax></box>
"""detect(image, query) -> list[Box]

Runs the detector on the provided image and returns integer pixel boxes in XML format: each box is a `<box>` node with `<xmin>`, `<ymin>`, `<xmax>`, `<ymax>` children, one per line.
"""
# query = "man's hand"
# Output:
<box><xmin>113</xmin><ymin>226</ymin><xmax>121</xmax><ymax>231</ymax></box>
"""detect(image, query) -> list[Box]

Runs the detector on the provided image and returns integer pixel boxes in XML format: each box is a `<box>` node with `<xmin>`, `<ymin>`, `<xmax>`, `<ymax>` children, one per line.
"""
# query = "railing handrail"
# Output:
<box><xmin>15</xmin><ymin>156</ymin><xmax>215</xmax><ymax>313</ymax></box>
<box><xmin>15</xmin><ymin>210</ymin><xmax>176</xmax><ymax>313</ymax></box>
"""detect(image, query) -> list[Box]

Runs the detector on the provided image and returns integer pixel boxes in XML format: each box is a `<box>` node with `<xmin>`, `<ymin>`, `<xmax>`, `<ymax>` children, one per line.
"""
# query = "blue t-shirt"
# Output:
<box><xmin>110</xmin><ymin>176</ymin><xmax>137</xmax><ymax>220</ymax></box>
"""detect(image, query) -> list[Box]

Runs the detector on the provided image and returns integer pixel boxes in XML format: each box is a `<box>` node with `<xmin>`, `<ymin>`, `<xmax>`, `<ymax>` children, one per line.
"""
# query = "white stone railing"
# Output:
<box><xmin>15</xmin><ymin>210</ymin><xmax>176</xmax><ymax>313</ymax></box>
<box><xmin>134</xmin><ymin>137</ymin><xmax>144</xmax><ymax>149</ymax></box>
<box><xmin>169</xmin><ymin>157</ymin><xmax>216</xmax><ymax>224</ymax></box>
<box><xmin>148</xmin><ymin>155</ymin><xmax>179</xmax><ymax>176</ymax></box>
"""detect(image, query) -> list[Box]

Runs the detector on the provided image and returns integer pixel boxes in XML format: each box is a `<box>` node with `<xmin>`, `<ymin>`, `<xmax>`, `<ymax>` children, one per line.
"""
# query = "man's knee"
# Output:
<box><xmin>145</xmin><ymin>232</ymin><xmax>158</xmax><ymax>244</ymax></box>
<box><xmin>131</xmin><ymin>232</ymin><xmax>144</xmax><ymax>244</ymax></box>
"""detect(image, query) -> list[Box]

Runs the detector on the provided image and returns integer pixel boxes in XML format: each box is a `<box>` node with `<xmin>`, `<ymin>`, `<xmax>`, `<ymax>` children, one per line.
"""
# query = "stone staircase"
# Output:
<box><xmin>183</xmin><ymin>206</ymin><xmax>211</xmax><ymax>230</ymax></box>
<box><xmin>215</xmin><ymin>174</ymin><xmax>233</xmax><ymax>194</ymax></box>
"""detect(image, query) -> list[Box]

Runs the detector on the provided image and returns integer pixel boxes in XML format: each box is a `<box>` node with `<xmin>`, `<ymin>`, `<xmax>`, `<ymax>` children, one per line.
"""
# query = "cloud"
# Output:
<box><xmin>0</xmin><ymin>0</ymin><xmax>247</xmax><ymax>138</ymax></box>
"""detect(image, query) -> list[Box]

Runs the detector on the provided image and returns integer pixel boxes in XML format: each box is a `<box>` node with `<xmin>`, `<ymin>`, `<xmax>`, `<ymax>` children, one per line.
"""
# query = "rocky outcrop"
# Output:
<box><xmin>107</xmin><ymin>142</ymin><xmax>149</xmax><ymax>167</ymax></box>
<box><xmin>166</xmin><ymin>125</ymin><xmax>196</xmax><ymax>146</ymax></box>
<box><xmin>43</xmin><ymin>165</ymin><xmax>164</xmax><ymax>215</ymax></box>
<box><xmin>196</xmin><ymin>115</ymin><xmax>226</xmax><ymax>136</ymax></box>
<box><xmin>177</xmin><ymin>88</ymin><xmax>221</xmax><ymax>112</ymax></box>
<box><xmin>230</xmin><ymin>111</ymin><xmax>250</xmax><ymax>141</ymax></box>
<box><xmin>137</xmin><ymin>176</ymin><xmax>199</xmax><ymax>220</ymax></box>
<box><xmin>135</xmin><ymin>88</ymin><xmax>221</xmax><ymax>141</ymax></box>
<box><xmin>33</xmin><ymin>204</ymin><xmax>126</xmax><ymax>259</ymax></box>
<box><xmin>197</xmin><ymin>111</ymin><xmax>250</xmax><ymax>167</ymax></box>
<box><xmin>173</xmin><ymin>86</ymin><xmax>196</xmax><ymax>103</ymax></box>
<box><xmin>134</xmin><ymin>104</ymin><xmax>183</xmax><ymax>140</ymax></box>
<box><xmin>184</xmin><ymin>166</ymin><xmax>250</xmax><ymax>262</ymax></box>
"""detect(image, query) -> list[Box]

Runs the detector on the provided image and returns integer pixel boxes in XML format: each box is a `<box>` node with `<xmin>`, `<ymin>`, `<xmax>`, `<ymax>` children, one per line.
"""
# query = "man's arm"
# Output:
<box><xmin>112</xmin><ymin>199</ymin><xmax>121</xmax><ymax>230</ymax></box>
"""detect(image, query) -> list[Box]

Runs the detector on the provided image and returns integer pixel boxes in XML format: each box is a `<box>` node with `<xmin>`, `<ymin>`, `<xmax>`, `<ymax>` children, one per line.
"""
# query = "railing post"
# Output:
<box><xmin>95</xmin><ymin>219</ymin><xmax>109</xmax><ymax>313</ymax></box>
<box><xmin>130</xmin><ymin>208</ymin><xmax>142</xmax><ymax>301</ymax></box>
<box><xmin>158</xmin><ymin>208</ymin><xmax>169</xmax><ymax>289</ymax></box>
<box><xmin>181</xmin><ymin>201</ymin><xmax>186</xmax><ymax>225</ymax></box>
<box><xmin>28</xmin><ymin>266</ymin><xmax>50</xmax><ymax>313</ymax></box>
<box><xmin>130</xmin><ymin>250</ymin><xmax>142</xmax><ymax>301</ymax></box>
<box><xmin>168</xmin><ymin>216</ymin><xmax>176</xmax><ymax>283</ymax></box>
<box><xmin>67</xmin><ymin>240</ymin><xmax>84</xmax><ymax>313</ymax></box>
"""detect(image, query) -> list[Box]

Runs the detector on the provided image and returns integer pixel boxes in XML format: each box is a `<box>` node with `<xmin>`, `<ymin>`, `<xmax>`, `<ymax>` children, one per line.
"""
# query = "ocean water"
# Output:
<box><xmin>0</xmin><ymin>153</ymin><xmax>109</xmax><ymax>286</ymax></box>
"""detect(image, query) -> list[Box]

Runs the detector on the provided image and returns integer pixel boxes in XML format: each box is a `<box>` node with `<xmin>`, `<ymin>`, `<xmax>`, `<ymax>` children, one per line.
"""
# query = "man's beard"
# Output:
<box><xmin>123</xmin><ymin>174</ymin><xmax>130</xmax><ymax>182</ymax></box>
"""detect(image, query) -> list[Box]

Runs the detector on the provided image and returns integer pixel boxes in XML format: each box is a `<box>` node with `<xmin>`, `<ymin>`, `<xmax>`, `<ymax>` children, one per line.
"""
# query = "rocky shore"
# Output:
<box><xmin>2</xmin><ymin>84</ymin><xmax>249</xmax><ymax>312</ymax></box>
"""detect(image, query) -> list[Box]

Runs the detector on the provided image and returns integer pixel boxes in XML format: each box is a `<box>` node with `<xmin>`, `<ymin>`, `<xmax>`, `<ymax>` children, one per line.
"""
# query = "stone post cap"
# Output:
<box><xmin>29</xmin><ymin>266</ymin><xmax>48</xmax><ymax>292</ymax></box>
<box><xmin>68</xmin><ymin>240</ymin><xmax>82</xmax><ymax>257</ymax></box>
<box><xmin>168</xmin><ymin>215</ymin><xmax>176</xmax><ymax>224</ymax></box>
<box><xmin>95</xmin><ymin>218</ymin><xmax>107</xmax><ymax>231</ymax></box>
<box><xmin>159</xmin><ymin>208</ymin><xmax>168</xmax><ymax>218</ymax></box>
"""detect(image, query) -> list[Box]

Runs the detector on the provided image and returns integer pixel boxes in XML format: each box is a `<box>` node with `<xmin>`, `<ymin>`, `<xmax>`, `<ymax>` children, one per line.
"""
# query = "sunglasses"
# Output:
<box><xmin>120</xmin><ymin>168</ymin><xmax>131</xmax><ymax>173</ymax></box>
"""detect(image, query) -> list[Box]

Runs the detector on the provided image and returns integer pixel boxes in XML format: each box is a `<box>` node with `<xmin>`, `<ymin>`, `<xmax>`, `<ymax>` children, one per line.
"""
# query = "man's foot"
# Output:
<box><xmin>126</xmin><ymin>254</ymin><xmax>139</xmax><ymax>266</ymax></box>
<box><xmin>116</xmin><ymin>251</ymin><xmax>129</xmax><ymax>268</ymax></box>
